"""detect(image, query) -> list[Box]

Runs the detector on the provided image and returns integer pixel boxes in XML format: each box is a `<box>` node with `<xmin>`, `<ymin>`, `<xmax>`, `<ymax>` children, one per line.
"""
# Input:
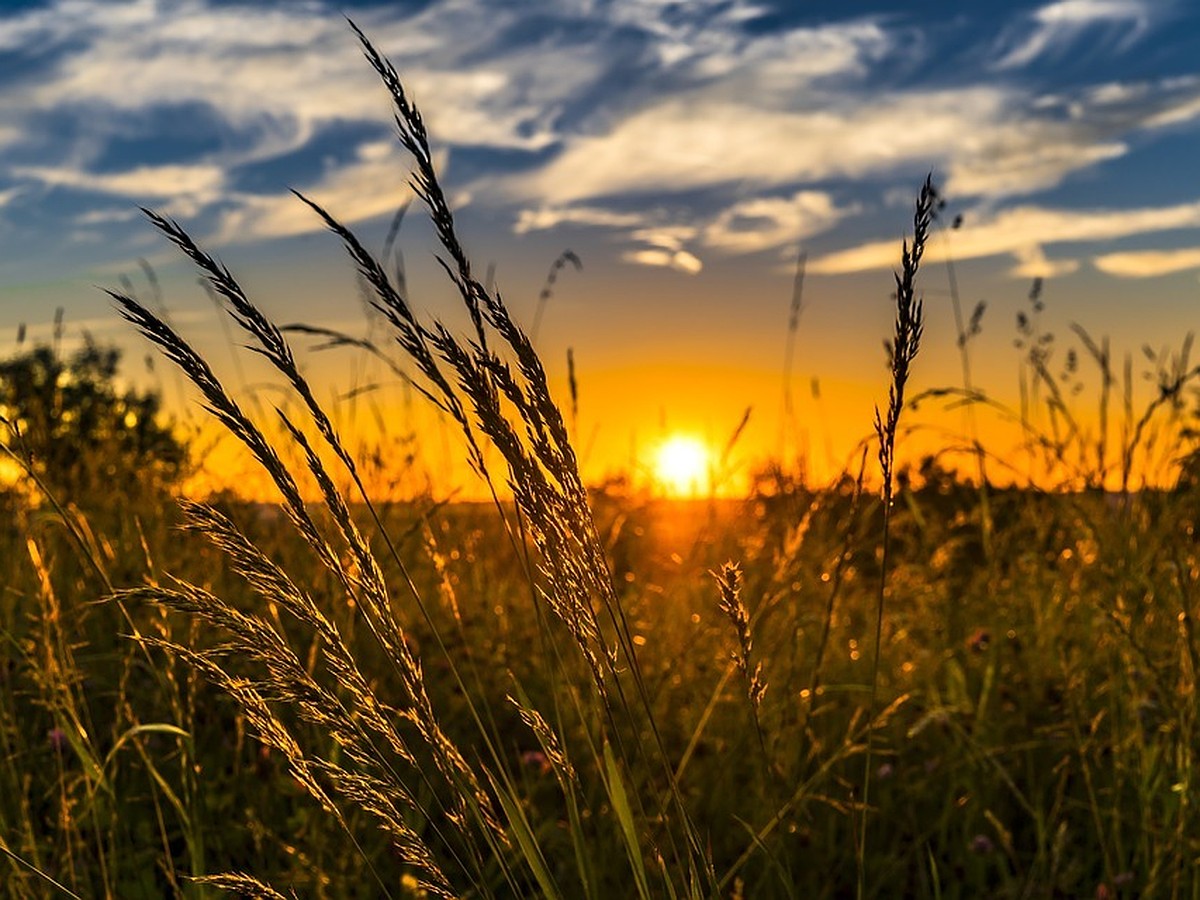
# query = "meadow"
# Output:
<box><xmin>3</xmin><ymin>26</ymin><xmax>1200</xmax><ymax>900</ymax></box>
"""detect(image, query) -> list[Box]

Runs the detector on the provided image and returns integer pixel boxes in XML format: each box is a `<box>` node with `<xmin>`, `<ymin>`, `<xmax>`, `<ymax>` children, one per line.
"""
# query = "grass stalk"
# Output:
<box><xmin>857</xmin><ymin>175</ymin><xmax>934</xmax><ymax>900</ymax></box>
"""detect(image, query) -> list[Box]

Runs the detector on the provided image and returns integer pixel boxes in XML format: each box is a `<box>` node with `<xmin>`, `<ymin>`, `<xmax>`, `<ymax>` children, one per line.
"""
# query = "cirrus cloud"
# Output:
<box><xmin>992</xmin><ymin>0</ymin><xmax>1153</xmax><ymax>70</ymax></box>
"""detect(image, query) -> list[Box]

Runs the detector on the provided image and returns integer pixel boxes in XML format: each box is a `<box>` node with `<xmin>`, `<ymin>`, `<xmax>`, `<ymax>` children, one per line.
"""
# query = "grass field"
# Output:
<box><xmin>3</xmin><ymin>25</ymin><xmax>1200</xmax><ymax>900</ymax></box>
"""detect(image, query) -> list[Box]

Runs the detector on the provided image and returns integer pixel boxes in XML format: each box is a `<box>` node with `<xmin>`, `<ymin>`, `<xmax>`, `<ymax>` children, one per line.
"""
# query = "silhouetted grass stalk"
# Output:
<box><xmin>529</xmin><ymin>249</ymin><xmax>582</xmax><ymax>347</ymax></box>
<box><xmin>348</xmin><ymin>20</ymin><xmax>709</xmax><ymax>884</ymax></box>
<box><xmin>858</xmin><ymin>176</ymin><xmax>934</xmax><ymax>899</ymax></box>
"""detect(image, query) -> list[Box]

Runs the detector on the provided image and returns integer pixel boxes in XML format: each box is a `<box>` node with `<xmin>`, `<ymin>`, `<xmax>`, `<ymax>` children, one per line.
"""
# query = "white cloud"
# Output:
<box><xmin>513</xmin><ymin>190</ymin><xmax>849</xmax><ymax>263</ymax></box>
<box><xmin>623</xmin><ymin>223</ymin><xmax>703</xmax><ymax>272</ymax></box>
<box><xmin>622</xmin><ymin>248</ymin><xmax>703</xmax><ymax>274</ymax></box>
<box><xmin>945</xmin><ymin>138</ymin><xmax>1127</xmax><ymax>197</ymax></box>
<box><xmin>668</xmin><ymin>20</ymin><xmax>889</xmax><ymax>86</ymax></box>
<box><xmin>1093</xmin><ymin>246</ymin><xmax>1200</xmax><ymax>277</ymax></box>
<box><xmin>993</xmin><ymin>0</ymin><xmax>1151</xmax><ymax>70</ymax></box>
<box><xmin>0</xmin><ymin>0</ymin><xmax>604</xmax><ymax>222</ymax></box>
<box><xmin>631</xmin><ymin>225</ymin><xmax>699</xmax><ymax>252</ymax></box>
<box><xmin>510</xmin><ymin>79</ymin><xmax>1200</xmax><ymax>206</ymax></box>
<box><xmin>1141</xmin><ymin>85</ymin><xmax>1200</xmax><ymax>129</ymax></box>
<box><xmin>1038</xmin><ymin>0</ymin><xmax>1147</xmax><ymax>23</ymax></box>
<box><xmin>811</xmin><ymin>197</ymin><xmax>1200</xmax><ymax>275</ymax></box>
<box><xmin>513</xmin><ymin>206</ymin><xmax>712</xmax><ymax>271</ymax></box>
<box><xmin>703</xmin><ymin>191</ymin><xmax>852</xmax><ymax>253</ymax></box>
<box><xmin>514</xmin><ymin>90</ymin><xmax>983</xmax><ymax>203</ymax></box>
<box><xmin>211</xmin><ymin>139</ymin><xmax>411</xmax><ymax>243</ymax></box>
<box><xmin>605</xmin><ymin>0</ymin><xmax>887</xmax><ymax>85</ymax></box>
<box><xmin>513</xmin><ymin>206</ymin><xmax>648</xmax><ymax>234</ymax></box>
<box><xmin>1010</xmin><ymin>245</ymin><xmax>1080</xmax><ymax>279</ymax></box>
<box><xmin>75</xmin><ymin>207</ymin><xmax>141</xmax><ymax>225</ymax></box>
<box><xmin>25</xmin><ymin>25</ymin><xmax>557</xmax><ymax>155</ymax></box>
<box><xmin>16</xmin><ymin>163</ymin><xmax>226</xmax><ymax>199</ymax></box>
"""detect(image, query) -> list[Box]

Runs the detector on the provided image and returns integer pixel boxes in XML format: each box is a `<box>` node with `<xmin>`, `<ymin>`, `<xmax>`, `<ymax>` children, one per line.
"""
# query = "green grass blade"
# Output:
<box><xmin>602</xmin><ymin>740</ymin><xmax>652</xmax><ymax>900</ymax></box>
<box><xmin>486</xmin><ymin>771</ymin><xmax>564</xmax><ymax>900</ymax></box>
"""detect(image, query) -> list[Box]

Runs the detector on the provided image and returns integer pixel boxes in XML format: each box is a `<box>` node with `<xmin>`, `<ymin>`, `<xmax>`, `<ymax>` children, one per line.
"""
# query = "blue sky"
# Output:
<box><xmin>2</xmin><ymin>0</ymin><xmax>1199</xmax><ymax>485</ymax></box>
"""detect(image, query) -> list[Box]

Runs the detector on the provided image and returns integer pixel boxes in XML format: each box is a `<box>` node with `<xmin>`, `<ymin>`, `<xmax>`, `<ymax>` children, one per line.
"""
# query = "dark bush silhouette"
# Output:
<box><xmin>0</xmin><ymin>338</ymin><xmax>188</xmax><ymax>503</ymax></box>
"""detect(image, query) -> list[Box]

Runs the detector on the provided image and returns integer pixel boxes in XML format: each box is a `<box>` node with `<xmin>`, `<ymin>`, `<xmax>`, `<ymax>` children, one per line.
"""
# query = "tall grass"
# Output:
<box><xmin>100</xmin><ymin>22</ymin><xmax>719</xmax><ymax>897</ymax></box>
<box><xmin>3</xmin><ymin>20</ymin><xmax>1200</xmax><ymax>900</ymax></box>
<box><xmin>858</xmin><ymin>176</ymin><xmax>932</xmax><ymax>899</ymax></box>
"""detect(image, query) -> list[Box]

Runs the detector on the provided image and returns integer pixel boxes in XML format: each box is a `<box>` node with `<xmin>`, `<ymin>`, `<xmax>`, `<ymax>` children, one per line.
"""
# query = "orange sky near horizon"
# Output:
<box><xmin>164</xmin><ymin>312</ymin><xmax>1192</xmax><ymax>503</ymax></box>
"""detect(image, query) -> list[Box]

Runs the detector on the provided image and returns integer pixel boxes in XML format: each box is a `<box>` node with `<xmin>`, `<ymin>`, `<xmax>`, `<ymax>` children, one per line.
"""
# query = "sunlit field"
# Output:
<box><xmin>5</xmin><ymin>12</ymin><xmax>1200</xmax><ymax>900</ymax></box>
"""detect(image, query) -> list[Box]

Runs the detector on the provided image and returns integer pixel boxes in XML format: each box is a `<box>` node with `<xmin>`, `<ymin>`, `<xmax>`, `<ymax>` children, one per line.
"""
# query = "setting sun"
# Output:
<box><xmin>653</xmin><ymin>435</ymin><xmax>711</xmax><ymax>497</ymax></box>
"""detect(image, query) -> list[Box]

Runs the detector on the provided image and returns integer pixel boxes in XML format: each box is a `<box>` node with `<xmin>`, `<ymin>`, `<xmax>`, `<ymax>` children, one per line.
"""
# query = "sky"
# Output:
<box><xmin>2</xmin><ymin>0</ymin><xmax>1200</xmax><ymax>494</ymax></box>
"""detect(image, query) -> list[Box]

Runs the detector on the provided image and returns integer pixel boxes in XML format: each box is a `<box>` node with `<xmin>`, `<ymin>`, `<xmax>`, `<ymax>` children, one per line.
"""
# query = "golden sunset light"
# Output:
<box><xmin>4</xmin><ymin>2</ymin><xmax>1200</xmax><ymax>896</ymax></box>
<box><xmin>652</xmin><ymin>434</ymin><xmax>711</xmax><ymax>497</ymax></box>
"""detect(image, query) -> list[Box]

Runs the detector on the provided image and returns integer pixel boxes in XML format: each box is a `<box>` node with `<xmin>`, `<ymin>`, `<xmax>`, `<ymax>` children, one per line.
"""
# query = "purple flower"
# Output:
<box><xmin>969</xmin><ymin>834</ymin><xmax>994</xmax><ymax>855</ymax></box>
<box><xmin>47</xmin><ymin>727</ymin><xmax>66</xmax><ymax>752</ymax></box>
<box><xmin>521</xmin><ymin>750</ymin><xmax>549</xmax><ymax>774</ymax></box>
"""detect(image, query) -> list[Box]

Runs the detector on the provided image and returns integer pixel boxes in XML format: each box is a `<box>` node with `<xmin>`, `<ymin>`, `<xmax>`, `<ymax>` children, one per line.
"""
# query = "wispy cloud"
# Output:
<box><xmin>210</xmin><ymin>140</ymin><xmax>413</xmax><ymax>243</ymax></box>
<box><xmin>1093</xmin><ymin>246</ymin><xmax>1200</xmax><ymax>277</ymax></box>
<box><xmin>703</xmin><ymin>191</ymin><xmax>852</xmax><ymax>254</ymax></box>
<box><xmin>622</xmin><ymin>247</ymin><xmax>703</xmax><ymax>275</ymax></box>
<box><xmin>16</xmin><ymin>164</ymin><xmax>225</xmax><ymax>200</ymax></box>
<box><xmin>811</xmin><ymin>198</ymin><xmax>1200</xmax><ymax>275</ymax></box>
<box><xmin>1011</xmin><ymin>245</ymin><xmax>1080</xmax><ymax>279</ymax></box>
<box><xmin>509</xmin><ymin>75</ymin><xmax>1200</xmax><ymax>207</ymax></box>
<box><xmin>8</xmin><ymin>1</ymin><xmax>570</xmax><ymax>153</ymax></box>
<box><xmin>513</xmin><ymin>206</ymin><xmax>649</xmax><ymax>234</ymax></box>
<box><xmin>992</xmin><ymin>0</ymin><xmax>1153</xmax><ymax>70</ymax></box>
<box><xmin>75</xmin><ymin>208</ymin><xmax>141</xmax><ymax>226</ymax></box>
<box><xmin>0</xmin><ymin>0</ymin><xmax>1196</xmax><ymax>276</ymax></box>
<box><xmin>512</xmin><ymin>90</ymin><xmax>994</xmax><ymax>204</ymax></box>
<box><xmin>516</xmin><ymin>190</ymin><xmax>853</xmax><ymax>270</ymax></box>
<box><xmin>625</xmin><ymin>223</ymin><xmax>703</xmax><ymax>273</ymax></box>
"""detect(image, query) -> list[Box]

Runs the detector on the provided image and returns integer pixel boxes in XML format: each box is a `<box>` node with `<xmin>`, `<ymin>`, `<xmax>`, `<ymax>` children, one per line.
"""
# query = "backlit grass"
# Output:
<box><xmin>2</xmin><ymin>22</ymin><xmax>1200</xmax><ymax>900</ymax></box>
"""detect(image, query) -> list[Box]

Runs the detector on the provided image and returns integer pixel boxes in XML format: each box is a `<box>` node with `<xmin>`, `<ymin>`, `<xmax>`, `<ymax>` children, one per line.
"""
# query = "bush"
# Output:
<box><xmin>0</xmin><ymin>338</ymin><xmax>189</xmax><ymax>504</ymax></box>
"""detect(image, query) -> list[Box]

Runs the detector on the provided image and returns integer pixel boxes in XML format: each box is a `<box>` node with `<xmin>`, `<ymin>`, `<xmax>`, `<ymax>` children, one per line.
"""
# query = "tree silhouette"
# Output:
<box><xmin>0</xmin><ymin>338</ymin><xmax>188</xmax><ymax>503</ymax></box>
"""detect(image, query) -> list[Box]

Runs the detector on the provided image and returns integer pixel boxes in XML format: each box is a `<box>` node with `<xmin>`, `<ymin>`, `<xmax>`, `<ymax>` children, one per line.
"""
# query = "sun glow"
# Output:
<box><xmin>653</xmin><ymin>435</ymin><xmax>711</xmax><ymax>497</ymax></box>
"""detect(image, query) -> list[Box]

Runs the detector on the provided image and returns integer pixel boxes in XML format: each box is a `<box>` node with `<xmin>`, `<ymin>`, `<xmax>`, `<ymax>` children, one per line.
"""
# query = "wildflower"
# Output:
<box><xmin>521</xmin><ymin>750</ymin><xmax>550</xmax><ymax>775</ymax></box>
<box><xmin>969</xmin><ymin>834</ymin><xmax>994</xmax><ymax>854</ymax></box>
<box><xmin>876</xmin><ymin>762</ymin><xmax>895</xmax><ymax>780</ymax></box>
<box><xmin>47</xmin><ymin>726</ymin><xmax>66</xmax><ymax>752</ymax></box>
